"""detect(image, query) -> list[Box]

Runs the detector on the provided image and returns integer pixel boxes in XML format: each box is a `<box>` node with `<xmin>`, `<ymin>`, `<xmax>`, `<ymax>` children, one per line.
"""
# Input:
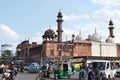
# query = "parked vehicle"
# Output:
<box><xmin>89</xmin><ymin>60</ymin><xmax>116</xmax><ymax>80</ymax></box>
<box><xmin>73</xmin><ymin>63</ymin><xmax>80</xmax><ymax>71</ymax></box>
<box><xmin>53</xmin><ymin>61</ymin><xmax>71</xmax><ymax>79</ymax></box>
<box><xmin>116</xmin><ymin>65</ymin><xmax>120</xmax><ymax>77</ymax></box>
<box><xmin>27</xmin><ymin>62</ymin><xmax>40</xmax><ymax>73</ymax></box>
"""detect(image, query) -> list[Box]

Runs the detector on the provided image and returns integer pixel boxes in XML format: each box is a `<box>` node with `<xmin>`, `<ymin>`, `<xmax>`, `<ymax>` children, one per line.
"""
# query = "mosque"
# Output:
<box><xmin>16</xmin><ymin>11</ymin><xmax>120</xmax><ymax>63</ymax></box>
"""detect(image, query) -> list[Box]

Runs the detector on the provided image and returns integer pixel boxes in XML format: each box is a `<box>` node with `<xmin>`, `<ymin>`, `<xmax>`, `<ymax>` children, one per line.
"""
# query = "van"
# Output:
<box><xmin>89</xmin><ymin>60</ymin><xmax>116</xmax><ymax>80</ymax></box>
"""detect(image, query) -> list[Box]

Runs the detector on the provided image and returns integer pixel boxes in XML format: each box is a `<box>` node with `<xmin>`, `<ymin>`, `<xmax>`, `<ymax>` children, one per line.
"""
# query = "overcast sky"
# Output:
<box><xmin>0</xmin><ymin>0</ymin><xmax>120</xmax><ymax>52</ymax></box>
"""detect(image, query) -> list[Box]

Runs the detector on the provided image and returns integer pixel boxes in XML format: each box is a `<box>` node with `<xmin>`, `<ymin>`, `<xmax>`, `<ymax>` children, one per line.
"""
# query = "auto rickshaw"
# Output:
<box><xmin>73</xmin><ymin>63</ymin><xmax>80</xmax><ymax>71</ymax></box>
<box><xmin>53</xmin><ymin>61</ymin><xmax>71</xmax><ymax>79</ymax></box>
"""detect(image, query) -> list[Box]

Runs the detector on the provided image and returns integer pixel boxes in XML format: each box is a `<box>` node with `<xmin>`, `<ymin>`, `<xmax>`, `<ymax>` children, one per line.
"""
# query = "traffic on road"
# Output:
<box><xmin>0</xmin><ymin>60</ymin><xmax>120</xmax><ymax>80</ymax></box>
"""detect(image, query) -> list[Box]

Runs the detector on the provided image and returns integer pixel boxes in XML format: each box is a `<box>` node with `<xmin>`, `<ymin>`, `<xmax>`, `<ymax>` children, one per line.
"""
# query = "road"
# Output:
<box><xmin>0</xmin><ymin>71</ymin><xmax>120</xmax><ymax>80</ymax></box>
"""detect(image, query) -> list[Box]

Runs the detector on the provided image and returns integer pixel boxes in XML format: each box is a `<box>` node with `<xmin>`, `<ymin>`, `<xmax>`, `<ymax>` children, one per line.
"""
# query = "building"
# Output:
<box><xmin>1</xmin><ymin>44</ymin><xmax>13</xmax><ymax>56</ymax></box>
<box><xmin>16</xmin><ymin>11</ymin><xmax>120</xmax><ymax>64</ymax></box>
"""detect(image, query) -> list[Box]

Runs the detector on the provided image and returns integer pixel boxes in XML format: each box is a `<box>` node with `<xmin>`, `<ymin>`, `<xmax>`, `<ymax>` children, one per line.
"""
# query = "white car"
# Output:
<box><xmin>116</xmin><ymin>67</ymin><xmax>120</xmax><ymax>77</ymax></box>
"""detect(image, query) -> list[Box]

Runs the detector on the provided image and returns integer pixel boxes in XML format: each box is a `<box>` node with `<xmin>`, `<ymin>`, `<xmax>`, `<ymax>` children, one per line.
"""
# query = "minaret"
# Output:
<box><xmin>56</xmin><ymin>10</ymin><xmax>63</xmax><ymax>42</ymax></box>
<box><xmin>108</xmin><ymin>19</ymin><xmax>114</xmax><ymax>38</ymax></box>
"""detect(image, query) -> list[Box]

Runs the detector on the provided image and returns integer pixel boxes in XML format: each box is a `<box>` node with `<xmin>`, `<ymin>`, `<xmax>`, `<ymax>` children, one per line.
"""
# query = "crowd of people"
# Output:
<box><xmin>1</xmin><ymin>62</ymin><xmax>18</xmax><ymax>80</ymax></box>
<box><xmin>1</xmin><ymin>61</ymin><xmax>26</xmax><ymax>80</ymax></box>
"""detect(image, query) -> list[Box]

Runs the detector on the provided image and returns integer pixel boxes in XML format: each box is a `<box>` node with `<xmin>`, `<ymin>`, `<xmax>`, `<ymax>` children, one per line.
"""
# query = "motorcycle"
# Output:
<box><xmin>2</xmin><ymin>69</ymin><xmax>13</xmax><ymax>80</ymax></box>
<box><xmin>36</xmin><ymin>70</ymin><xmax>47</xmax><ymax>80</ymax></box>
<box><xmin>79</xmin><ymin>69</ymin><xmax>87</xmax><ymax>80</ymax></box>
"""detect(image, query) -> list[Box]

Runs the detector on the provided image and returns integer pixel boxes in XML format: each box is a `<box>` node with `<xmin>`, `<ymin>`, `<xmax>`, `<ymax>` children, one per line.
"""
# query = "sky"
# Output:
<box><xmin>0</xmin><ymin>0</ymin><xmax>120</xmax><ymax>53</ymax></box>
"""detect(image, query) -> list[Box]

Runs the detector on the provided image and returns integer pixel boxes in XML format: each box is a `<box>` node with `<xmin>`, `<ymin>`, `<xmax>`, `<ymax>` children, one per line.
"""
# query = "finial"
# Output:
<box><xmin>59</xmin><ymin>9</ymin><xmax>61</xmax><ymax>12</ymax></box>
<box><xmin>110</xmin><ymin>18</ymin><xmax>112</xmax><ymax>21</ymax></box>
<box><xmin>95</xmin><ymin>28</ymin><xmax>97</xmax><ymax>33</ymax></box>
<box><xmin>57</xmin><ymin>9</ymin><xmax>63</xmax><ymax>18</ymax></box>
<box><xmin>49</xmin><ymin>26</ymin><xmax>51</xmax><ymax>29</ymax></box>
<box><xmin>79</xmin><ymin>29</ymin><xmax>81</xmax><ymax>35</ymax></box>
<box><xmin>109</xmin><ymin>18</ymin><xmax>113</xmax><ymax>25</ymax></box>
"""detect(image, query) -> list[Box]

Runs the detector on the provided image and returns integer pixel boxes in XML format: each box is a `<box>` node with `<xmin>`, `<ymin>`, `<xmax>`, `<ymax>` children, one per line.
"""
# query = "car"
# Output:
<box><xmin>116</xmin><ymin>66</ymin><xmax>120</xmax><ymax>77</ymax></box>
<box><xmin>28</xmin><ymin>62</ymin><xmax>40</xmax><ymax>73</ymax></box>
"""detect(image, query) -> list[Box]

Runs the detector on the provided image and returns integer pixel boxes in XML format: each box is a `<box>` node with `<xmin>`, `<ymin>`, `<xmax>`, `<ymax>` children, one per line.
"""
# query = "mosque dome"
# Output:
<box><xmin>42</xmin><ymin>28</ymin><xmax>57</xmax><ymax>40</ymax></box>
<box><xmin>88</xmin><ymin>28</ymin><xmax>101</xmax><ymax>42</ymax></box>
<box><xmin>76</xmin><ymin>30</ymin><xmax>84</xmax><ymax>41</ymax></box>
<box><xmin>91</xmin><ymin>32</ymin><xmax>101</xmax><ymax>41</ymax></box>
<box><xmin>106</xmin><ymin>36</ymin><xmax>114</xmax><ymax>43</ymax></box>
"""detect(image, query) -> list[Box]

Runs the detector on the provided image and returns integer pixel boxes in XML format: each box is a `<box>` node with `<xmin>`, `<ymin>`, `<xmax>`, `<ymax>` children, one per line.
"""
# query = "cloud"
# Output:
<box><xmin>61</xmin><ymin>7</ymin><xmax>120</xmax><ymax>43</ymax></box>
<box><xmin>0</xmin><ymin>24</ymin><xmax>20</xmax><ymax>39</ymax></box>
<box><xmin>82</xmin><ymin>14</ymin><xmax>90</xmax><ymax>19</ymax></box>
<box><xmin>91</xmin><ymin>0</ymin><xmax>120</xmax><ymax>7</ymax></box>
<box><xmin>63</xmin><ymin>14</ymin><xmax>90</xmax><ymax>21</ymax></box>
<box><xmin>92</xmin><ymin>8</ymin><xmax>120</xmax><ymax>26</ymax></box>
<box><xmin>91</xmin><ymin>8</ymin><xmax>120</xmax><ymax>43</ymax></box>
<box><xmin>63</xmin><ymin>15</ymin><xmax>80</xmax><ymax>21</ymax></box>
<box><xmin>30</xmin><ymin>32</ymin><xmax>43</xmax><ymax>43</ymax></box>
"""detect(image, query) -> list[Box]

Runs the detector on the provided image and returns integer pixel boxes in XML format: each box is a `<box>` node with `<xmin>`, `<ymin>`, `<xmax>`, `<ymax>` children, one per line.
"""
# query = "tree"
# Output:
<box><xmin>1</xmin><ymin>50</ymin><xmax>13</xmax><ymax>64</ymax></box>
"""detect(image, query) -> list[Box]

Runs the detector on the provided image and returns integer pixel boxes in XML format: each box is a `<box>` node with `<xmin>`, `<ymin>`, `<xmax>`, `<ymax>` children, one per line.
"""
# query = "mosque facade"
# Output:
<box><xmin>16</xmin><ymin>11</ymin><xmax>120</xmax><ymax>63</ymax></box>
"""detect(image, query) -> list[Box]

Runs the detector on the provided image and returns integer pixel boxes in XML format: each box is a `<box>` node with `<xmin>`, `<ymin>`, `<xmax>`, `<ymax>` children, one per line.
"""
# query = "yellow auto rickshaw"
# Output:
<box><xmin>53</xmin><ymin>61</ymin><xmax>71</xmax><ymax>79</ymax></box>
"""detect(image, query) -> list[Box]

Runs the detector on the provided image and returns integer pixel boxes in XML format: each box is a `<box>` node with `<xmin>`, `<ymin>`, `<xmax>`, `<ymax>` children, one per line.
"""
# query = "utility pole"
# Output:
<box><xmin>40</xmin><ymin>44</ymin><xmax>44</xmax><ymax>65</ymax></box>
<box><xmin>100</xmin><ymin>37</ymin><xmax>102</xmax><ymax>56</ymax></box>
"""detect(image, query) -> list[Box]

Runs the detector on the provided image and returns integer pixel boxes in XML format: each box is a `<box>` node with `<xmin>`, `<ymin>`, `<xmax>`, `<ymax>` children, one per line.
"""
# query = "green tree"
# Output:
<box><xmin>1</xmin><ymin>50</ymin><xmax>13</xmax><ymax>64</ymax></box>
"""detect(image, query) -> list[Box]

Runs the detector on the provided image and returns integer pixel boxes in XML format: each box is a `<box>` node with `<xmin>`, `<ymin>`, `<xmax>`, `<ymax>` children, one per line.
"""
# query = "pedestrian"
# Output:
<box><xmin>71</xmin><ymin>65</ymin><xmax>75</xmax><ymax>75</ymax></box>
<box><xmin>47</xmin><ymin>65</ymin><xmax>52</xmax><ymax>78</ymax></box>
<box><xmin>41</xmin><ymin>64</ymin><xmax>47</xmax><ymax>78</ymax></box>
<box><xmin>86</xmin><ymin>66</ymin><xmax>90</xmax><ymax>73</ymax></box>
<box><xmin>88</xmin><ymin>62</ymin><xmax>102</xmax><ymax>80</ymax></box>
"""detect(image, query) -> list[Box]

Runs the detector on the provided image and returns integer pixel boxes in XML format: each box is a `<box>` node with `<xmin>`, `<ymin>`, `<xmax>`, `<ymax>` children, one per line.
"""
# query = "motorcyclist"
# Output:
<box><xmin>41</xmin><ymin>64</ymin><xmax>47</xmax><ymax>78</ymax></box>
<box><xmin>79</xmin><ymin>66</ymin><xmax>87</xmax><ymax>80</ymax></box>
<box><xmin>71</xmin><ymin>65</ymin><xmax>75</xmax><ymax>75</ymax></box>
<box><xmin>47</xmin><ymin>65</ymin><xmax>52</xmax><ymax>78</ymax></box>
<box><xmin>2</xmin><ymin>66</ymin><xmax>13</xmax><ymax>80</ymax></box>
<box><xmin>8</xmin><ymin>62</ymin><xmax>17</xmax><ymax>80</ymax></box>
<box><xmin>88</xmin><ymin>62</ymin><xmax>102</xmax><ymax>80</ymax></box>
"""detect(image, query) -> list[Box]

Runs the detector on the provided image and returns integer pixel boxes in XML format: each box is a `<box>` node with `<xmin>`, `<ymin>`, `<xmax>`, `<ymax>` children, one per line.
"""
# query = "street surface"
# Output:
<box><xmin>0</xmin><ymin>71</ymin><xmax>120</xmax><ymax>80</ymax></box>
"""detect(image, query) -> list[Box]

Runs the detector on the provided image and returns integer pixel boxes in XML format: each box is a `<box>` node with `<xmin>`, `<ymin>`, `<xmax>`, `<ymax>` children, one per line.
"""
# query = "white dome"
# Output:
<box><xmin>76</xmin><ymin>30</ymin><xmax>84</xmax><ymax>41</ymax></box>
<box><xmin>88</xmin><ymin>28</ymin><xmax>101</xmax><ymax>42</ymax></box>
<box><xmin>106</xmin><ymin>36</ymin><xmax>114</xmax><ymax>43</ymax></box>
<box><xmin>76</xmin><ymin>35</ymin><xmax>84</xmax><ymax>41</ymax></box>
<box><xmin>91</xmin><ymin>32</ymin><xmax>101</xmax><ymax>41</ymax></box>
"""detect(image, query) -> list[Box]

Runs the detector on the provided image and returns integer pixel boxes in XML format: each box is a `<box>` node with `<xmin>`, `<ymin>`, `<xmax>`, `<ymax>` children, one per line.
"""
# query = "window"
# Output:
<box><xmin>107</xmin><ymin>63</ymin><xmax>109</xmax><ymax>69</ymax></box>
<box><xmin>50</xmin><ymin>50</ymin><xmax>54</xmax><ymax>56</ymax></box>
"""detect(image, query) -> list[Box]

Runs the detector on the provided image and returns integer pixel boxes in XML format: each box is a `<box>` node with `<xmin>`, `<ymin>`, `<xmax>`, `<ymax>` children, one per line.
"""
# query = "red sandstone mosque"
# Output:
<box><xmin>16</xmin><ymin>11</ymin><xmax>120</xmax><ymax>64</ymax></box>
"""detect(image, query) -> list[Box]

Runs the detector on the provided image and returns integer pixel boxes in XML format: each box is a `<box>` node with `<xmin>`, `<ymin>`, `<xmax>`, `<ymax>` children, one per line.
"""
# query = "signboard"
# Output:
<box><xmin>54</xmin><ymin>61</ymin><xmax>63</xmax><ymax>64</ymax></box>
<box><xmin>70</xmin><ymin>58</ymin><xmax>84</xmax><ymax>63</ymax></box>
